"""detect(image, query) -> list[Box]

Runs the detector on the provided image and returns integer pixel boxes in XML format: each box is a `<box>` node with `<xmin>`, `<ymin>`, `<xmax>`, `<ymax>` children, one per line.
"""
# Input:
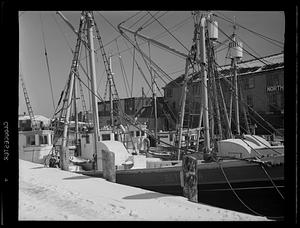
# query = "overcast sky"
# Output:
<box><xmin>19</xmin><ymin>11</ymin><xmax>285</xmax><ymax>118</ymax></box>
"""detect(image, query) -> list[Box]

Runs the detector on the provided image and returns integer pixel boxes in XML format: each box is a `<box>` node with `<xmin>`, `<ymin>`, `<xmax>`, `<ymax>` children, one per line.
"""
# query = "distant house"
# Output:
<box><xmin>18</xmin><ymin>114</ymin><xmax>51</xmax><ymax>131</ymax></box>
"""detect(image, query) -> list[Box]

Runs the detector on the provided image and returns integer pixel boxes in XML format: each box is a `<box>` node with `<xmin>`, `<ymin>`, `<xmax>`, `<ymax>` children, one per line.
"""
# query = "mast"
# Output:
<box><xmin>198</xmin><ymin>13</ymin><xmax>211</xmax><ymax>154</ymax></box>
<box><xmin>73</xmin><ymin>76</ymin><xmax>79</xmax><ymax>156</ymax></box>
<box><xmin>86</xmin><ymin>11</ymin><xmax>100</xmax><ymax>163</ymax></box>
<box><xmin>230</xmin><ymin>18</ymin><xmax>242</xmax><ymax>135</ymax></box>
<box><xmin>177</xmin><ymin>58</ymin><xmax>190</xmax><ymax>160</ymax></box>
<box><xmin>108</xmin><ymin>53</ymin><xmax>114</xmax><ymax>127</ymax></box>
<box><xmin>149</xmin><ymin>42</ymin><xmax>158</xmax><ymax>146</ymax></box>
<box><xmin>60</xmin><ymin>14</ymin><xmax>85</xmax><ymax>170</ymax></box>
<box><xmin>232</xmin><ymin>55</ymin><xmax>240</xmax><ymax>135</ymax></box>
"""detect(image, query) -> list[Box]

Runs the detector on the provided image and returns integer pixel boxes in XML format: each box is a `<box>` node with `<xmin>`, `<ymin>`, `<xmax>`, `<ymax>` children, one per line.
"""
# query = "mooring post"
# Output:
<box><xmin>102</xmin><ymin>149</ymin><xmax>116</xmax><ymax>182</ymax></box>
<box><xmin>182</xmin><ymin>155</ymin><xmax>198</xmax><ymax>202</ymax></box>
<box><xmin>60</xmin><ymin>145</ymin><xmax>70</xmax><ymax>171</ymax></box>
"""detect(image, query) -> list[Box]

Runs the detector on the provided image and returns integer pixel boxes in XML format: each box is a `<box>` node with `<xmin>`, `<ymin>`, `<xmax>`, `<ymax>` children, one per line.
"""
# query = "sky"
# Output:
<box><xmin>19</xmin><ymin>11</ymin><xmax>285</xmax><ymax>118</ymax></box>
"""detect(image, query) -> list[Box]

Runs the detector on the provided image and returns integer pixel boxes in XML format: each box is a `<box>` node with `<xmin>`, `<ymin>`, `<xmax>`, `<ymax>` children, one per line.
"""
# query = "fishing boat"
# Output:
<box><xmin>42</xmin><ymin>11</ymin><xmax>284</xmax><ymax>219</ymax></box>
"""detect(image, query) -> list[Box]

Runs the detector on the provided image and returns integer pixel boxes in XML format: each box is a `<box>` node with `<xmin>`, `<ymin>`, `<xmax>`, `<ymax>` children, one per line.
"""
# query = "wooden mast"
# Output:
<box><xmin>108</xmin><ymin>53</ymin><xmax>114</xmax><ymax>128</ymax></box>
<box><xmin>86</xmin><ymin>11</ymin><xmax>100</xmax><ymax>169</ymax></box>
<box><xmin>231</xmin><ymin>17</ymin><xmax>241</xmax><ymax>135</ymax></box>
<box><xmin>60</xmin><ymin>14</ymin><xmax>85</xmax><ymax>170</ymax></box>
<box><xmin>198</xmin><ymin>13</ymin><xmax>211</xmax><ymax>155</ymax></box>
<box><xmin>177</xmin><ymin>58</ymin><xmax>190</xmax><ymax>160</ymax></box>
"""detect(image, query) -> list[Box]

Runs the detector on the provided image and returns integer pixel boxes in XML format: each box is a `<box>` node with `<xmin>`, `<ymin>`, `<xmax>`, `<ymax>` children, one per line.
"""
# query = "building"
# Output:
<box><xmin>18</xmin><ymin>114</ymin><xmax>51</xmax><ymax>131</ymax></box>
<box><xmin>97</xmin><ymin>96</ymin><xmax>152</xmax><ymax>128</ymax></box>
<box><xmin>163</xmin><ymin>53</ymin><xmax>284</xmax><ymax>135</ymax></box>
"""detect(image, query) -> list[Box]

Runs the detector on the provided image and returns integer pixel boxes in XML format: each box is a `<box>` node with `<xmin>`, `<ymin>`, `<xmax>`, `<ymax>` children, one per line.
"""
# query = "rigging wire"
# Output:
<box><xmin>217</xmin><ymin>161</ymin><xmax>275</xmax><ymax>218</ymax></box>
<box><xmin>137</xmin><ymin>11</ymin><xmax>161</xmax><ymax>31</ymax></box>
<box><xmin>90</xmin><ymin>12</ymin><xmax>281</xmax><ymax>139</ymax></box>
<box><xmin>115</xmin><ymin>40</ymin><xmax>130</xmax><ymax>97</ymax></box>
<box><xmin>142</xmin><ymin>11</ymin><xmax>169</xmax><ymax>30</ymax></box>
<box><xmin>131</xmin><ymin>47</ymin><xmax>135</xmax><ymax>97</ymax></box>
<box><xmin>214</xmin><ymin>58</ymin><xmax>284</xmax><ymax>134</ymax></box>
<box><xmin>120</xmin><ymin>11</ymin><xmax>143</xmax><ymax>26</ymax></box>
<box><xmin>213</xmin><ymin>12</ymin><xmax>284</xmax><ymax>48</ymax></box>
<box><xmin>40</xmin><ymin>13</ymin><xmax>56</xmax><ymax>112</ymax></box>
<box><xmin>147</xmin><ymin>11</ymin><xmax>190</xmax><ymax>53</ymax></box>
<box><xmin>99</xmin><ymin>11</ymin><xmax>142</xmax><ymax>49</ymax></box>
<box><xmin>127</xmin><ymin>11</ymin><xmax>149</xmax><ymax>28</ymax></box>
<box><xmin>105</xmin><ymin>14</ymin><xmax>192</xmax><ymax>59</ymax></box>
<box><xmin>120</xmin><ymin>34</ymin><xmax>179</xmax><ymax>123</ymax></box>
<box><xmin>237</xmin><ymin>35</ymin><xmax>270</xmax><ymax>64</ymax></box>
<box><xmin>207</xmin><ymin>15</ymin><xmax>280</xmax><ymax>68</ymax></box>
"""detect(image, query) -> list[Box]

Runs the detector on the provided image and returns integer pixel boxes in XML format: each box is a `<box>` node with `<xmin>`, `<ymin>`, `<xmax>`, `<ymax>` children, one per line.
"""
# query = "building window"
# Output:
<box><xmin>86</xmin><ymin>135</ymin><xmax>90</xmax><ymax>144</ymax></box>
<box><xmin>39</xmin><ymin>135</ymin><xmax>48</xmax><ymax>145</ymax></box>
<box><xmin>172</xmin><ymin>102</ymin><xmax>176</xmax><ymax>110</ymax></box>
<box><xmin>248</xmin><ymin>77</ymin><xmax>255</xmax><ymax>89</ymax></box>
<box><xmin>130</xmin><ymin>131</ymin><xmax>135</xmax><ymax>137</ymax></box>
<box><xmin>193</xmin><ymin>102</ymin><xmax>200</xmax><ymax>113</ymax></box>
<box><xmin>102</xmin><ymin>134</ymin><xmax>111</xmax><ymax>141</ymax></box>
<box><xmin>280</xmin><ymin>93</ymin><xmax>284</xmax><ymax>110</ymax></box>
<box><xmin>125</xmin><ymin>98</ymin><xmax>135</xmax><ymax>115</ymax></box>
<box><xmin>246</xmin><ymin>95</ymin><xmax>254</xmax><ymax>108</ymax></box>
<box><xmin>26</xmin><ymin>135</ymin><xmax>35</xmax><ymax>146</ymax></box>
<box><xmin>170</xmin><ymin>133</ymin><xmax>174</xmax><ymax>142</ymax></box>
<box><xmin>165</xmin><ymin>88</ymin><xmax>173</xmax><ymax>98</ymax></box>
<box><xmin>192</xmin><ymin>83</ymin><xmax>200</xmax><ymax>95</ymax></box>
<box><xmin>242</xmin><ymin>77</ymin><xmax>255</xmax><ymax>89</ymax></box>
<box><xmin>141</xmin><ymin>131</ymin><xmax>145</xmax><ymax>136</ymax></box>
<box><xmin>136</xmin><ymin>131</ymin><xmax>140</xmax><ymax>137</ymax></box>
<box><xmin>268</xmin><ymin>93</ymin><xmax>278</xmax><ymax>112</ymax></box>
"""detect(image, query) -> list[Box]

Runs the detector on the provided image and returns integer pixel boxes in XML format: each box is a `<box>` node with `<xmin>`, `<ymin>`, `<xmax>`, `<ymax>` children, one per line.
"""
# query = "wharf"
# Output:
<box><xmin>19</xmin><ymin>159</ymin><xmax>270</xmax><ymax>221</ymax></box>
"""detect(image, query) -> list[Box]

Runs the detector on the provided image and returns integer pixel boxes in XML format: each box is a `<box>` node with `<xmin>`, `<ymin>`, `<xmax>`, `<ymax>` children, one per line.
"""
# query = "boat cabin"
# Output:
<box><xmin>19</xmin><ymin>130</ymin><xmax>54</xmax><ymax>164</ymax></box>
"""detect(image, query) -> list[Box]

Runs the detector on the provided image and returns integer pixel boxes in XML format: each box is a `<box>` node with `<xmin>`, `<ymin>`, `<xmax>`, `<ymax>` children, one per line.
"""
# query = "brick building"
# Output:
<box><xmin>97</xmin><ymin>96</ymin><xmax>152</xmax><ymax>128</ymax></box>
<box><xmin>162</xmin><ymin>53</ymin><xmax>284</xmax><ymax>135</ymax></box>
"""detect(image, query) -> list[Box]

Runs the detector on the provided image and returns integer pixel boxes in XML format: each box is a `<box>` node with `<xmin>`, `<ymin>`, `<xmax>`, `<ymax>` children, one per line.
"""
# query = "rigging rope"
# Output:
<box><xmin>40</xmin><ymin>13</ymin><xmax>56</xmax><ymax>112</ymax></box>
<box><xmin>137</xmin><ymin>11</ymin><xmax>160</xmax><ymax>31</ymax></box>
<box><xmin>217</xmin><ymin>160</ymin><xmax>283</xmax><ymax>219</ymax></box>
<box><xmin>147</xmin><ymin>11</ymin><xmax>190</xmax><ymax>53</ymax></box>
<box><xmin>213</xmin><ymin>12</ymin><xmax>284</xmax><ymax>48</ymax></box>
<box><xmin>115</xmin><ymin>40</ymin><xmax>130</xmax><ymax>97</ymax></box>
<box><xmin>211</xmin><ymin>18</ymin><xmax>280</xmax><ymax>68</ymax></box>
<box><xmin>131</xmin><ymin>47</ymin><xmax>135</xmax><ymax>98</ymax></box>
<box><xmin>214</xmin><ymin>61</ymin><xmax>283</xmax><ymax>137</ymax></box>
<box><xmin>97</xmin><ymin>11</ymin><xmax>141</xmax><ymax>49</ymax></box>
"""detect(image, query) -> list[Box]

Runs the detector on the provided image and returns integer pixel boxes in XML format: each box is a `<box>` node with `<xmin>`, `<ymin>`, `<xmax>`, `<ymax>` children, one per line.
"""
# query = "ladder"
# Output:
<box><xmin>92</xmin><ymin>13</ymin><xmax>121</xmax><ymax>115</ymax></box>
<box><xmin>53</xmin><ymin>14</ymin><xmax>86</xmax><ymax>146</ymax></box>
<box><xmin>19</xmin><ymin>73</ymin><xmax>39</xmax><ymax>131</ymax></box>
<box><xmin>78</xmin><ymin>79</ymin><xmax>90</xmax><ymax>125</ymax></box>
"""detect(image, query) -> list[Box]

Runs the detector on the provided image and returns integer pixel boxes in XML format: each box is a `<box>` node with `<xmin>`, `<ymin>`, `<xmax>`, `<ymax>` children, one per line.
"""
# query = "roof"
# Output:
<box><xmin>218</xmin><ymin>52</ymin><xmax>284</xmax><ymax>76</ymax></box>
<box><xmin>19</xmin><ymin>115</ymin><xmax>51</xmax><ymax>124</ymax></box>
<box><xmin>164</xmin><ymin>52</ymin><xmax>284</xmax><ymax>88</ymax></box>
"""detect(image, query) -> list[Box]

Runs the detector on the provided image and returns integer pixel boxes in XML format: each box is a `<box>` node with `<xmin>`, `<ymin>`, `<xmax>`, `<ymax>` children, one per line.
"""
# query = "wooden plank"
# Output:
<box><xmin>102</xmin><ymin>149</ymin><xmax>116</xmax><ymax>183</ymax></box>
<box><xmin>182</xmin><ymin>155</ymin><xmax>198</xmax><ymax>202</ymax></box>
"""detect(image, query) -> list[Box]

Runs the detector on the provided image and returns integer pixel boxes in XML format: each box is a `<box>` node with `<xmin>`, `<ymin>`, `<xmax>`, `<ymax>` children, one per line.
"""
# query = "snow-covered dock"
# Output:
<box><xmin>19</xmin><ymin>159</ymin><xmax>270</xmax><ymax>221</ymax></box>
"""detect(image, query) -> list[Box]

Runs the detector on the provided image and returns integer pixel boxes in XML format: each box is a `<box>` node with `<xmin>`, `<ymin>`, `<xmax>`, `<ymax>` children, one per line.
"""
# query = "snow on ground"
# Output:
<box><xmin>19</xmin><ymin>159</ymin><xmax>270</xmax><ymax>221</ymax></box>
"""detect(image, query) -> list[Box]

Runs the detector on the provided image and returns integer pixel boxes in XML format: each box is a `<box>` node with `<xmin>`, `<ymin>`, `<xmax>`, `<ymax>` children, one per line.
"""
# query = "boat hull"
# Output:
<box><xmin>76</xmin><ymin>156</ymin><xmax>284</xmax><ymax>218</ymax></box>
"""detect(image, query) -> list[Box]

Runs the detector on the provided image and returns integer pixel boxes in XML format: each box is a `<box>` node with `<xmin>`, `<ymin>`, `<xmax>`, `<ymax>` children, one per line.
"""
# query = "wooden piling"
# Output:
<box><xmin>182</xmin><ymin>155</ymin><xmax>198</xmax><ymax>202</ymax></box>
<box><xmin>102</xmin><ymin>149</ymin><xmax>116</xmax><ymax>183</ymax></box>
<box><xmin>60</xmin><ymin>145</ymin><xmax>69</xmax><ymax>171</ymax></box>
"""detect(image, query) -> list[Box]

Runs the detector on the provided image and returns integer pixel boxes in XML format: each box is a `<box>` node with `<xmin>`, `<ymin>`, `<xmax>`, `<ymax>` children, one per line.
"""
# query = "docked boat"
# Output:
<box><xmin>29</xmin><ymin>11</ymin><xmax>284</xmax><ymax>219</ymax></box>
<box><xmin>19</xmin><ymin>129</ymin><xmax>54</xmax><ymax>164</ymax></box>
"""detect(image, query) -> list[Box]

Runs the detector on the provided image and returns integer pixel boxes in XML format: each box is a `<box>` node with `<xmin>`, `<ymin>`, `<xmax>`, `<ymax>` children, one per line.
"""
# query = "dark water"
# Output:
<box><xmin>142</xmin><ymin>185</ymin><xmax>284</xmax><ymax>221</ymax></box>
